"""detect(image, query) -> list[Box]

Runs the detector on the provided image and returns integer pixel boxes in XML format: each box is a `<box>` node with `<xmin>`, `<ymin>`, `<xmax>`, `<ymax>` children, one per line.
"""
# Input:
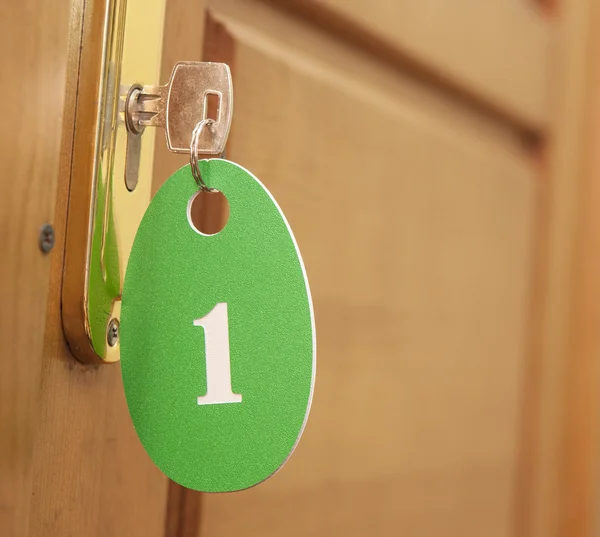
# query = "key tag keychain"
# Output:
<box><xmin>120</xmin><ymin>100</ymin><xmax>316</xmax><ymax>492</ymax></box>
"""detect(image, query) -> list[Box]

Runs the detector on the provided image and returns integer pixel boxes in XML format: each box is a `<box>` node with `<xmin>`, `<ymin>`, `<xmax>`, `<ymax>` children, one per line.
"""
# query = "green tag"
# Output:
<box><xmin>121</xmin><ymin>159</ymin><xmax>315</xmax><ymax>492</ymax></box>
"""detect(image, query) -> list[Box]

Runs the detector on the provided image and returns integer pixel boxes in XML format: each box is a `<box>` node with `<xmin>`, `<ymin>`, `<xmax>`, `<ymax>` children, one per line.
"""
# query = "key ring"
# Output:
<box><xmin>190</xmin><ymin>118</ymin><xmax>216</xmax><ymax>192</ymax></box>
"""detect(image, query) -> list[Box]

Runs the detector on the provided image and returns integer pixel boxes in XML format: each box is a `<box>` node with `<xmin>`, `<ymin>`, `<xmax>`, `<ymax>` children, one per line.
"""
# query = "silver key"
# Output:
<box><xmin>123</xmin><ymin>61</ymin><xmax>233</xmax><ymax>190</ymax></box>
<box><xmin>127</xmin><ymin>62</ymin><xmax>233</xmax><ymax>155</ymax></box>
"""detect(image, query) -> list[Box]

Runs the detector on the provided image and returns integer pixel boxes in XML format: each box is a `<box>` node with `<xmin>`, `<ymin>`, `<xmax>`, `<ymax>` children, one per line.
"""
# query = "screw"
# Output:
<box><xmin>107</xmin><ymin>319</ymin><xmax>120</xmax><ymax>347</ymax></box>
<box><xmin>39</xmin><ymin>224</ymin><xmax>55</xmax><ymax>253</ymax></box>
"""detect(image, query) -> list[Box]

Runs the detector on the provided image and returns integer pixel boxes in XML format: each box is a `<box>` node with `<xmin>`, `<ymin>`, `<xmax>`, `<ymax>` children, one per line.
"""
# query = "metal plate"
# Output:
<box><xmin>62</xmin><ymin>0</ymin><xmax>166</xmax><ymax>363</ymax></box>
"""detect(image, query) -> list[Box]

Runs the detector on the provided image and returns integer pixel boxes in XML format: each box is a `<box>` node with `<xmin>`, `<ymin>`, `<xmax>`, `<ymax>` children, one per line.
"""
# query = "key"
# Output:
<box><xmin>123</xmin><ymin>61</ymin><xmax>233</xmax><ymax>190</ymax></box>
<box><xmin>127</xmin><ymin>62</ymin><xmax>232</xmax><ymax>154</ymax></box>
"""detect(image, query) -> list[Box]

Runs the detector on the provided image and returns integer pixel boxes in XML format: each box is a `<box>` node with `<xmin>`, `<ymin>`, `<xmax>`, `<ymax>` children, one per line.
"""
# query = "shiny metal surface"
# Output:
<box><xmin>130</xmin><ymin>61</ymin><xmax>233</xmax><ymax>154</ymax></box>
<box><xmin>190</xmin><ymin>118</ymin><xmax>218</xmax><ymax>191</ymax></box>
<box><xmin>62</xmin><ymin>0</ymin><xmax>166</xmax><ymax>364</ymax></box>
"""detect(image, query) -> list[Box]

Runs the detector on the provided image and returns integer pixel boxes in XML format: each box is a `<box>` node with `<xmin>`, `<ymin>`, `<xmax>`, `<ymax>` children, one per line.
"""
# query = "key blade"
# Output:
<box><xmin>136</xmin><ymin>85</ymin><xmax>168</xmax><ymax>129</ymax></box>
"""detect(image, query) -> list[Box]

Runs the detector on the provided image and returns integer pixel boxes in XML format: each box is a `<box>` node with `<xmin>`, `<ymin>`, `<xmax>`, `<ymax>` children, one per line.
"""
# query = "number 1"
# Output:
<box><xmin>194</xmin><ymin>302</ymin><xmax>242</xmax><ymax>405</ymax></box>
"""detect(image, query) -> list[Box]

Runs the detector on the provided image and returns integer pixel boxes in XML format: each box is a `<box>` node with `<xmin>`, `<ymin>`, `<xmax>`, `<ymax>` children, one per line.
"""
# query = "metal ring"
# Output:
<box><xmin>190</xmin><ymin>118</ymin><xmax>215</xmax><ymax>192</ymax></box>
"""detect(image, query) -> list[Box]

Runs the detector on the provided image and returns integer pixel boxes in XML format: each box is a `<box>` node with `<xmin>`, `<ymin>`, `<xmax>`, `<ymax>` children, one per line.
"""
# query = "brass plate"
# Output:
<box><xmin>62</xmin><ymin>0</ymin><xmax>166</xmax><ymax>363</ymax></box>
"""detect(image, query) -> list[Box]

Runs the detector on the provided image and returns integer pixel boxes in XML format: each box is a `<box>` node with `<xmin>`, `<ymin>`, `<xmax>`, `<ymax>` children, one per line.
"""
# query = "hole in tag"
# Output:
<box><xmin>187</xmin><ymin>189</ymin><xmax>230</xmax><ymax>236</ymax></box>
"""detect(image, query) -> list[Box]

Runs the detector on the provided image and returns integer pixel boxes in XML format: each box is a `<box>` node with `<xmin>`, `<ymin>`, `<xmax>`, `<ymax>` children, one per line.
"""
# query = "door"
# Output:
<box><xmin>191</xmin><ymin>2</ymin><xmax>540</xmax><ymax>536</ymax></box>
<box><xmin>2</xmin><ymin>1</ymin><xmax>600</xmax><ymax>536</ymax></box>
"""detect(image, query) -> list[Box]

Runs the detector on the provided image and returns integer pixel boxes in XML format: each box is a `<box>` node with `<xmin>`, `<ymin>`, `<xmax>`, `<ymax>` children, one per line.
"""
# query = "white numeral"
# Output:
<box><xmin>193</xmin><ymin>303</ymin><xmax>242</xmax><ymax>405</ymax></box>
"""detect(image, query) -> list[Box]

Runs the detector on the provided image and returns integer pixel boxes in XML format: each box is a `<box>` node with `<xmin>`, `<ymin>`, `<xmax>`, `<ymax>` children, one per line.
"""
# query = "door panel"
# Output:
<box><xmin>200</xmin><ymin>3</ymin><xmax>537</xmax><ymax>536</ymax></box>
<box><xmin>274</xmin><ymin>0</ymin><xmax>550</xmax><ymax>130</ymax></box>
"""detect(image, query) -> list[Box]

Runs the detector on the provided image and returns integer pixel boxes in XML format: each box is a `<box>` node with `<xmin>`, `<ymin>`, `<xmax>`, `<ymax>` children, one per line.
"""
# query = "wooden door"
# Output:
<box><xmin>3</xmin><ymin>0</ymin><xmax>600</xmax><ymax>536</ymax></box>
<box><xmin>159</xmin><ymin>1</ymin><xmax>600</xmax><ymax>536</ymax></box>
<box><xmin>192</xmin><ymin>2</ymin><xmax>541</xmax><ymax>536</ymax></box>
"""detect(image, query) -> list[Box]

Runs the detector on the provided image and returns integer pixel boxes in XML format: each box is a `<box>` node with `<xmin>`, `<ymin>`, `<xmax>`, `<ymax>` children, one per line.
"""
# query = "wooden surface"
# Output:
<box><xmin>199</xmin><ymin>2</ymin><xmax>538</xmax><ymax>535</ymax></box>
<box><xmin>0</xmin><ymin>0</ymin><xmax>171</xmax><ymax>535</ymax></box>
<box><xmin>0</xmin><ymin>0</ymin><xmax>75</xmax><ymax>535</ymax></box>
<box><xmin>165</xmin><ymin>481</ymin><xmax>203</xmax><ymax>537</ymax></box>
<box><xmin>517</xmin><ymin>2</ymin><xmax>600</xmax><ymax>537</ymax></box>
<box><xmin>24</xmin><ymin>0</ymin><xmax>171</xmax><ymax>533</ymax></box>
<box><xmin>23</xmin><ymin>0</ymin><xmax>172</xmax><ymax>532</ymax></box>
<box><xmin>268</xmin><ymin>0</ymin><xmax>550</xmax><ymax>132</ymax></box>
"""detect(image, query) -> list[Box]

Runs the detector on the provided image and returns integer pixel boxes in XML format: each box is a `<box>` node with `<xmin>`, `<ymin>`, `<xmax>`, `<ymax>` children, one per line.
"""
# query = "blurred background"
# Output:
<box><xmin>4</xmin><ymin>0</ymin><xmax>600</xmax><ymax>536</ymax></box>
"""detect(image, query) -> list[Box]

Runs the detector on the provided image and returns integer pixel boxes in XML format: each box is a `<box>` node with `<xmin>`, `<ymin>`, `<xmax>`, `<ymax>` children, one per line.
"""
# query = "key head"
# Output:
<box><xmin>165</xmin><ymin>62</ymin><xmax>233</xmax><ymax>155</ymax></box>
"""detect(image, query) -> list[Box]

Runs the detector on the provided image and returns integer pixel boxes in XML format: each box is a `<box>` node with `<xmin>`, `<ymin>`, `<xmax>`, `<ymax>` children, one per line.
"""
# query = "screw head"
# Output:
<box><xmin>39</xmin><ymin>224</ymin><xmax>55</xmax><ymax>253</ymax></box>
<box><xmin>107</xmin><ymin>319</ymin><xmax>120</xmax><ymax>347</ymax></box>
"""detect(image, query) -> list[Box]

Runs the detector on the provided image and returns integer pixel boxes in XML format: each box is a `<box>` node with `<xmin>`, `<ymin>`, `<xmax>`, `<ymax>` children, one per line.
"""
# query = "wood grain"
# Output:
<box><xmin>201</xmin><ymin>3</ymin><xmax>538</xmax><ymax>536</ymax></box>
<box><xmin>0</xmin><ymin>0</ymin><xmax>75</xmax><ymax>534</ymax></box>
<box><xmin>266</xmin><ymin>0</ymin><xmax>550</xmax><ymax>133</ymax></box>
<box><xmin>513</xmin><ymin>139</ymin><xmax>549</xmax><ymax>537</ymax></box>
<box><xmin>517</xmin><ymin>2</ymin><xmax>600</xmax><ymax>537</ymax></box>
<box><xmin>165</xmin><ymin>481</ymin><xmax>203</xmax><ymax>537</ymax></box>
<box><xmin>12</xmin><ymin>0</ymin><xmax>170</xmax><ymax>534</ymax></box>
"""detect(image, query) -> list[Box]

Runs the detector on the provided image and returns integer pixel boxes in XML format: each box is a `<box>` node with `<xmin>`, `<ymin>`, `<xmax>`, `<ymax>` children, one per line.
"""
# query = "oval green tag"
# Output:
<box><xmin>121</xmin><ymin>159</ymin><xmax>315</xmax><ymax>492</ymax></box>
